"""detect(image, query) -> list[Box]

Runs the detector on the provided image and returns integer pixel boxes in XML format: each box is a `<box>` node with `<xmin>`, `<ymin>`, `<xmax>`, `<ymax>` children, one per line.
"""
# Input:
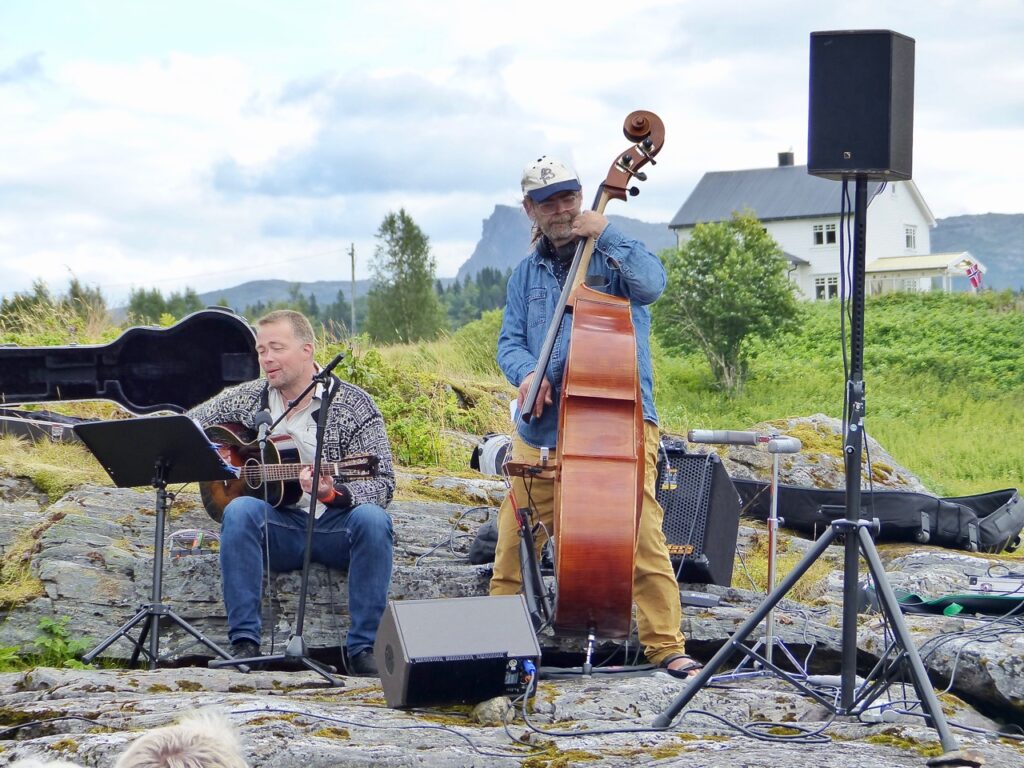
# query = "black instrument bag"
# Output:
<box><xmin>732</xmin><ymin>478</ymin><xmax>1024</xmax><ymax>554</ymax></box>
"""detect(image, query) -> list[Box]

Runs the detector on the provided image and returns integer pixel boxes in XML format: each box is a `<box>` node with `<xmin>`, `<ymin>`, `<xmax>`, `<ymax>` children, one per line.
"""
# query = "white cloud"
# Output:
<box><xmin>0</xmin><ymin>0</ymin><xmax>1021</xmax><ymax>305</ymax></box>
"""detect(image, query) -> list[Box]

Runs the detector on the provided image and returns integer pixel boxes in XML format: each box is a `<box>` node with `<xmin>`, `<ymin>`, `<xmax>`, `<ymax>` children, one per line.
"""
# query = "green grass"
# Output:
<box><xmin>2</xmin><ymin>292</ymin><xmax>1020</xmax><ymax>497</ymax></box>
<box><xmin>653</xmin><ymin>292</ymin><xmax>1024</xmax><ymax>496</ymax></box>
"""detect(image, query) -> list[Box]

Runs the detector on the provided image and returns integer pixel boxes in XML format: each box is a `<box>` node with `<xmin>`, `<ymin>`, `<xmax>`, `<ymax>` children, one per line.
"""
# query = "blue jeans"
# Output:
<box><xmin>219</xmin><ymin>496</ymin><xmax>394</xmax><ymax>656</ymax></box>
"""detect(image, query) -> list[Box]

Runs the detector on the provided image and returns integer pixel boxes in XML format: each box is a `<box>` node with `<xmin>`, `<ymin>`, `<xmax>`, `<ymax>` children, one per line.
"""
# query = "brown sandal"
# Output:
<box><xmin>659</xmin><ymin>654</ymin><xmax>703</xmax><ymax>679</ymax></box>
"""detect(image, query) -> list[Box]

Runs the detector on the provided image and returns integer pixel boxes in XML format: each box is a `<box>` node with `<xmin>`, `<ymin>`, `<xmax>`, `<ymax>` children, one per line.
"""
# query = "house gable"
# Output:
<box><xmin>672</xmin><ymin>165</ymin><xmax>881</xmax><ymax>227</ymax></box>
<box><xmin>670</xmin><ymin>162</ymin><xmax>939</xmax><ymax>300</ymax></box>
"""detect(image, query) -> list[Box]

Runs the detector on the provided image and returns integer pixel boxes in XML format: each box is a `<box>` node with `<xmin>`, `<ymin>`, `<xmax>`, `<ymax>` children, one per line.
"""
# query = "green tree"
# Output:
<box><xmin>127</xmin><ymin>287</ymin><xmax>203</xmax><ymax>324</ymax></box>
<box><xmin>653</xmin><ymin>211</ymin><xmax>800</xmax><ymax>392</ymax></box>
<box><xmin>365</xmin><ymin>209</ymin><xmax>445</xmax><ymax>343</ymax></box>
<box><xmin>66</xmin><ymin>277</ymin><xmax>108</xmax><ymax>320</ymax></box>
<box><xmin>321</xmin><ymin>289</ymin><xmax>354</xmax><ymax>337</ymax></box>
<box><xmin>436</xmin><ymin>267</ymin><xmax>511</xmax><ymax>330</ymax></box>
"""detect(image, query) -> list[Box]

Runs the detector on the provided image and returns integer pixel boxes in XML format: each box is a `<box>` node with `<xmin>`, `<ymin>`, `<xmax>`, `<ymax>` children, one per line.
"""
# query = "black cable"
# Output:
<box><xmin>510</xmin><ymin>680</ymin><xmax>838</xmax><ymax>744</ymax></box>
<box><xmin>414</xmin><ymin>505</ymin><xmax>494</xmax><ymax>566</ymax></box>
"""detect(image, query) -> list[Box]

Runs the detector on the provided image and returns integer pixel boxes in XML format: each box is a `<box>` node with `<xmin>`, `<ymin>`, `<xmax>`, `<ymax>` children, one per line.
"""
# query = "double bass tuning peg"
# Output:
<box><xmin>628</xmin><ymin>187</ymin><xmax>640</xmax><ymax>197</ymax></box>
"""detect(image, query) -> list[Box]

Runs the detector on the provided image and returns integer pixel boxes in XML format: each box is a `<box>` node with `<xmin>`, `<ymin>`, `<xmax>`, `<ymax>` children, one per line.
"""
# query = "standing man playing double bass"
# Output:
<box><xmin>488</xmin><ymin>156</ymin><xmax>701</xmax><ymax>679</ymax></box>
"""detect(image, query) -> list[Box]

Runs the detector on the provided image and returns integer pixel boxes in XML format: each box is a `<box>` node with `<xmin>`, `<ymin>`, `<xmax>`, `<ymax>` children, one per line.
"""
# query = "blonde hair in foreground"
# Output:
<box><xmin>113</xmin><ymin>709</ymin><xmax>247</xmax><ymax>768</ymax></box>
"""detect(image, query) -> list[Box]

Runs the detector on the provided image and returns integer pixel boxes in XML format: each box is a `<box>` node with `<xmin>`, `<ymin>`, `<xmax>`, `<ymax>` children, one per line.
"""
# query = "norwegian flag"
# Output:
<box><xmin>966</xmin><ymin>261</ymin><xmax>982</xmax><ymax>289</ymax></box>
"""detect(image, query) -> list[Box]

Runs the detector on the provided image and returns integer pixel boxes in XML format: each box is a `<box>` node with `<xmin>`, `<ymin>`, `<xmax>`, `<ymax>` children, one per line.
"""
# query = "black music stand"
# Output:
<box><xmin>76</xmin><ymin>415</ymin><xmax>239</xmax><ymax>670</ymax></box>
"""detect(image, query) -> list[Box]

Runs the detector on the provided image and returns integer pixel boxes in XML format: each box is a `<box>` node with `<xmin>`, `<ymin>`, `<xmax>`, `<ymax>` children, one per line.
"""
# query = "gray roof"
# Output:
<box><xmin>670</xmin><ymin>164</ymin><xmax>882</xmax><ymax>228</ymax></box>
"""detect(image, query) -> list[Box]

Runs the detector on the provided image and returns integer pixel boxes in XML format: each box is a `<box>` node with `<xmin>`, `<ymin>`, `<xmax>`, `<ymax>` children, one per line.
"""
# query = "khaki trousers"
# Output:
<box><xmin>488</xmin><ymin>421</ymin><xmax>686</xmax><ymax>664</ymax></box>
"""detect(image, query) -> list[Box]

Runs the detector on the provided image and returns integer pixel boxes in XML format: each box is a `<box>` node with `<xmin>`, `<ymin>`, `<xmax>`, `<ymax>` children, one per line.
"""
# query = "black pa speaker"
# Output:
<box><xmin>808</xmin><ymin>29</ymin><xmax>915</xmax><ymax>180</ymax></box>
<box><xmin>374</xmin><ymin>595</ymin><xmax>541</xmax><ymax>709</ymax></box>
<box><xmin>656</xmin><ymin>446</ymin><xmax>741</xmax><ymax>586</ymax></box>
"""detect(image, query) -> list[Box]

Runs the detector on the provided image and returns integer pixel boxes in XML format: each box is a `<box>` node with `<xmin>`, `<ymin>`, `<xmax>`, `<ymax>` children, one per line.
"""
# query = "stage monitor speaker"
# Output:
<box><xmin>374</xmin><ymin>594</ymin><xmax>541</xmax><ymax>709</ymax></box>
<box><xmin>656</xmin><ymin>446</ymin><xmax>741</xmax><ymax>586</ymax></box>
<box><xmin>808</xmin><ymin>29</ymin><xmax>915</xmax><ymax>180</ymax></box>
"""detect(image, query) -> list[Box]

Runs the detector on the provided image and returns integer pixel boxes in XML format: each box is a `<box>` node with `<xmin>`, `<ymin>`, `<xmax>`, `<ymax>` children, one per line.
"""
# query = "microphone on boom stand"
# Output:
<box><xmin>688</xmin><ymin>430</ymin><xmax>801</xmax><ymax>454</ymax></box>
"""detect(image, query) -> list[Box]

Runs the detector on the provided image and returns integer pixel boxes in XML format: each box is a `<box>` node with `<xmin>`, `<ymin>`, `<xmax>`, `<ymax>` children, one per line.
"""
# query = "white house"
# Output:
<box><xmin>669</xmin><ymin>152</ymin><xmax>986</xmax><ymax>299</ymax></box>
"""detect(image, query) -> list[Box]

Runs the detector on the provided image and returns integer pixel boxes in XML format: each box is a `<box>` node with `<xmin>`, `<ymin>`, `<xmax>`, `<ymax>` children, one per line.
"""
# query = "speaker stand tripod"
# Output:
<box><xmin>75</xmin><ymin>415</ymin><xmax>239</xmax><ymax>669</ymax></box>
<box><xmin>653</xmin><ymin>177</ymin><xmax>960</xmax><ymax>758</ymax></box>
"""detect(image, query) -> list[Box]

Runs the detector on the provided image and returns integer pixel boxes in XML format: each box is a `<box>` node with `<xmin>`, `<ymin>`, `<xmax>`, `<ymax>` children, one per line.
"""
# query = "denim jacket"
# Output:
<box><xmin>498</xmin><ymin>223</ymin><xmax>665</xmax><ymax>449</ymax></box>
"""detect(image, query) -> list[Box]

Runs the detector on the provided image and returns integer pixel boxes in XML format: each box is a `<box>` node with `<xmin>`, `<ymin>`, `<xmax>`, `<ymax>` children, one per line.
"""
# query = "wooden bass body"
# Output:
<box><xmin>553</xmin><ymin>286</ymin><xmax>643</xmax><ymax>640</ymax></box>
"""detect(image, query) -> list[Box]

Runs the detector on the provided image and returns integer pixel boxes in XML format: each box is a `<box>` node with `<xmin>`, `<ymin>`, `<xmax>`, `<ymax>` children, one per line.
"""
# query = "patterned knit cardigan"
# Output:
<box><xmin>187</xmin><ymin>378</ymin><xmax>395</xmax><ymax>509</ymax></box>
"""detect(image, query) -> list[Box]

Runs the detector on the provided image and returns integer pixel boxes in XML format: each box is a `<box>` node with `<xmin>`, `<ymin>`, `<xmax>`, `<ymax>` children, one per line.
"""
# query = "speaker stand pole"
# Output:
<box><xmin>654</xmin><ymin>177</ymin><xmax>960</xmax><ymax>757</ymax></box>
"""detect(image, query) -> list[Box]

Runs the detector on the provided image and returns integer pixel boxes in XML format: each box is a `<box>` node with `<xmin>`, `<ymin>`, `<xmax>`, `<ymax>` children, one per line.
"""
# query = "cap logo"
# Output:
<box><xmin>539</xmin><ymin>168</ymin><xmax>555</xmax><ymax>184</ymax></box>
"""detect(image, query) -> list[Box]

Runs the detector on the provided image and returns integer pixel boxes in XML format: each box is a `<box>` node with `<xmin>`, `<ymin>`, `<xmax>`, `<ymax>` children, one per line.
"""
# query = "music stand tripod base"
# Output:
<box><xmin>74</xmin><ymin>415</ymin><xmax>241</xmax><ymax>670</ymax></box>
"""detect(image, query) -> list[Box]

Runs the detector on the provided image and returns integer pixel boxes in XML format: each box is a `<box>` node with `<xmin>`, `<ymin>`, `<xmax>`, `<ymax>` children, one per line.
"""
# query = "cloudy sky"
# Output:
<box><xmin>1</xmin><ymin>0</ymin><xmax>1021</xmax><ymax>305</ymax></box>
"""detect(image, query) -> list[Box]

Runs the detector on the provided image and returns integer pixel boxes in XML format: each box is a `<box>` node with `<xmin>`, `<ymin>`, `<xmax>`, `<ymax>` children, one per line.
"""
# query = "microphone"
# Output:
<box><xmin>688</xmin><ymin>430</ymin><xmax>760</xmax><ymax>445</ymax></box>
<box><xmin>318</xmin><ymin>352</ymin><xmax>345</xmax><ymax>378</ymax></box>
<box><xmin>687</xmin><ymin>430</ymin><xmax>802</xmax><ymax>454</ymax></box>
<box><xmin>253</xmin><ymin>409</ymin><xmax>273</xmax><ymax>441</ymax></box>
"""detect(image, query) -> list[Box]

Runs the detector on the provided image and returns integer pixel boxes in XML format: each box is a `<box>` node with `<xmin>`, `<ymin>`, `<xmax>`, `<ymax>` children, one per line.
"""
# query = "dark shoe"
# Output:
<box><xmin>658</xmin><ymin>654</ymin><xmax>703</xmax><ymax>680</ymax></box>
<box><xmin>231</xmin><ymin>639</ymin><xmax>261</xmax><ymax>660</ymax></box>
<box><xmin>348</xmin><ymin>648</ymin><xmax>378</xmax><ymax>676</ymax></box>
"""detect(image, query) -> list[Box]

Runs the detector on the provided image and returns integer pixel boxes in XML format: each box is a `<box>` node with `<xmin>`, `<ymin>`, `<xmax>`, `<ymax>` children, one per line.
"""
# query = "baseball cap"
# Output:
<box><xmin>521</xmin><ymin>156</ymin><xmax>582</xmax><ymax>203</ymax></box>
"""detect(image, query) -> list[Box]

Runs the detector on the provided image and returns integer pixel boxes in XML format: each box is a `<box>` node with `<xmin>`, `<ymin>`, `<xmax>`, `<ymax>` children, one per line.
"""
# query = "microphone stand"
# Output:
<box><xmin>210</xmin><ymin>353</ymin><xmax>346</xmax><ymax>685</ymax></box>
<box><xmin>699</xmin><ymin>431</ymin><xmax>810</xmax><ymax>682</ymax></box>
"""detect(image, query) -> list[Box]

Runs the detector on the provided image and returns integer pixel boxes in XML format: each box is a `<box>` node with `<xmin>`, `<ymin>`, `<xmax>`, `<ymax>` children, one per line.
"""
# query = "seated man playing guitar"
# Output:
<box><xmin>188</xmin><ymin>309</ymin><xmax>395</xmax><ymax>676</ymax></box>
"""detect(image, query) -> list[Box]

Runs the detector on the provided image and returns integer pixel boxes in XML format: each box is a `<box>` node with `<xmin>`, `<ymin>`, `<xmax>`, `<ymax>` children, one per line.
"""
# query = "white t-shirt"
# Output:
<box><xmin>267</xmin><ymin>383</ymin><xmax>329</xmax><ymax>518</ymax></box>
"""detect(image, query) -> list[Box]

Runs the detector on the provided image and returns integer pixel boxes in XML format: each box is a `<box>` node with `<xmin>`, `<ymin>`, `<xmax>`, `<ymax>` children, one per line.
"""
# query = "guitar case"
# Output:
<box><xmin>0</xmin><ymin>308</ymin><xmax>259</xmax><ymax>416</ymax></box>
<box><xmin>732</xmin><ymin>477</ymin><xmax>1024</xmax><ymax>554</ymax></box>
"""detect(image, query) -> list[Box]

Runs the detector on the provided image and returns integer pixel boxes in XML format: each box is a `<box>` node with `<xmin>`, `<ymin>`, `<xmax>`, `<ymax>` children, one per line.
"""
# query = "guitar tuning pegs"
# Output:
<box><xmin>620</xmin><ymin>153</ymin><xmax>633</xmax><ymax>166</ymax></box>
<box><xmin>629</xmin><ymin>187</ymin><xmax>640</xmax><ymax>197</ymax></box>
<box><xmin>633</xmin><ymin>171</ymin><xmax>648</xmax><ymax>182</ymax></box>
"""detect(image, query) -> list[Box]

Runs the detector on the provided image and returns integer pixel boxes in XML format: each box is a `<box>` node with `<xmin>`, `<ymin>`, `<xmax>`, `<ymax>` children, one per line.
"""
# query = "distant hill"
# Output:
<box><xmin>195</xmin><ymin>212</ymin><xmax>1022</xmax><ymax>312</ymax></box>
<box><xmin>455</xmin><ymin>205</ymin><xmax>677</xmax><ymax>281</ymax></box>
<box><xmin>932</xmin><ymin>213</ymin><xmax>1024</xmax><ymax>291</ymax></box>
<box><xmin>196</xmin><ymin>277</ymin><xmax>456</xmax><ymax>314</ymax></box>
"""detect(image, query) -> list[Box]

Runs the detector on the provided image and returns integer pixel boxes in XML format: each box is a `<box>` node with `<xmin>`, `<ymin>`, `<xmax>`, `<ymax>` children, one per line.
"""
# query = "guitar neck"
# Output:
<box><xmin>239</xmin><ymin>459</ymin><xmax>370</xmax><ymax>483</ymax></box>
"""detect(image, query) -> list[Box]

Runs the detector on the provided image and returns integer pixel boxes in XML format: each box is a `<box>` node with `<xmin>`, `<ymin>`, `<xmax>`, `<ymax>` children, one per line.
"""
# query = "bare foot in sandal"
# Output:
<box><xmin>660</xmin><ymin>654</ymin><xmax>703</xmax><ymax>680</ymax></box>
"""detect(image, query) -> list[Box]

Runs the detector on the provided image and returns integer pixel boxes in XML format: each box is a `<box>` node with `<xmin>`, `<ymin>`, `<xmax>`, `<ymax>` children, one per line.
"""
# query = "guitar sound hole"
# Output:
<box><xmin>243</xmin><ymin>458</ymin><xmax>263</xmax><ymax>490</ymax></box>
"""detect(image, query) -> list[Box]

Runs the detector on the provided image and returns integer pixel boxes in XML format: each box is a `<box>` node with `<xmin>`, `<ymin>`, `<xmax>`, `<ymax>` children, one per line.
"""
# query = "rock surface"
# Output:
<box><xmin>2</xmin><ymin>433</ymin><xmax>1024</xmax><ymax>766</ymax></box>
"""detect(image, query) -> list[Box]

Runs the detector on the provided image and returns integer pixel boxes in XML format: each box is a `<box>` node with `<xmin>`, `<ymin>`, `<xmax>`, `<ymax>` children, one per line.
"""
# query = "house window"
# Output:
<box><xmin>813</xmin><ymin>223</ymin><xmax>837</xmax><ymax>246</ymax></box>
<box><xmin>815</xmin><ymin>275</ymin><xmax>839</xmax><ymax>300</ymax></box>
<box><xmin>901</xmin><ymin>278</ymin><xmax>919</xmax><ymax>293</ymax></box>
<box><xmin>905</xmin><ymin>225</ymin><xmax>917</xmax><ymax>250</ymax></box>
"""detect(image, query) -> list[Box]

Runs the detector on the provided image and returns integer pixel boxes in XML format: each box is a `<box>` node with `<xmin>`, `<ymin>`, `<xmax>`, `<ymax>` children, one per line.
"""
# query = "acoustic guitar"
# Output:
<box><xmin>199</xmin><ymin>421</ymin><xmax>378</xmax><ymax>522</ymax></box>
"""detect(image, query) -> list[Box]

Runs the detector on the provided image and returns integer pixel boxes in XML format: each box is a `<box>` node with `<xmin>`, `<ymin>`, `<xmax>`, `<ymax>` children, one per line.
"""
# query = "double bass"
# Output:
<box><xmin>520</xmin><ymin>111</ymin><xmax>666</xmax><ymax>640</ymax></box>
